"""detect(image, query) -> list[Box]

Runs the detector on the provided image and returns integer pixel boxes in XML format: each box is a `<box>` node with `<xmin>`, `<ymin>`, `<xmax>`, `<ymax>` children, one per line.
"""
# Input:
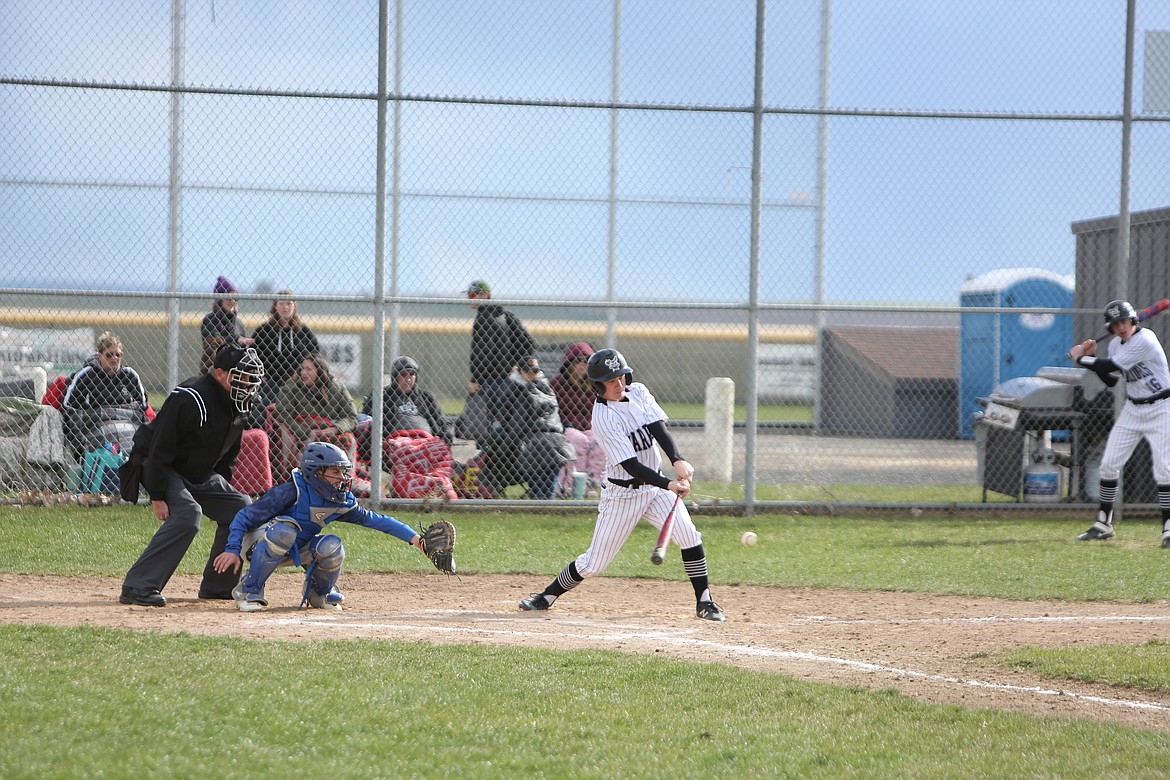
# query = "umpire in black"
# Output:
<box><xmin>119</xmin><ymin>344</ymin><xmax>265</xmax><ymax>606</ymax></box>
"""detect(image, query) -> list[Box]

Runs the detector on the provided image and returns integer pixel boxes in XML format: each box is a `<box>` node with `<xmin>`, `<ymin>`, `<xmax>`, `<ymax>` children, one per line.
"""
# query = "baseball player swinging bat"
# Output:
<box><xmin>650</xmin><ymin>493</ymin><xmax>682</xmax><ymax>565</ymax></box>
<box><xmin>1066</xmin><ymin>299</ymin><xmax>1170</xmax><ymax>359</ymax></box>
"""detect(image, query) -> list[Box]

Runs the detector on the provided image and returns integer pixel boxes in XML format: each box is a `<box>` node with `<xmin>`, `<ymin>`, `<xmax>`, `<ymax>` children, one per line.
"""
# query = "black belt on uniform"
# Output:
<box><xmin>1130</xmin><ymin>389</ymin><xmax>1170</xmax><ymax>405</ymax></box>
<box><xmin>608</xmin><ymin>478</ymin><xmax>646</xmax><ymax>489</ymax></box>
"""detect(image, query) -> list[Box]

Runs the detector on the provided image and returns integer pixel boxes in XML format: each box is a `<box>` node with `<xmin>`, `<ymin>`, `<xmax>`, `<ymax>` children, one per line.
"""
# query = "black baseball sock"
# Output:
<box><xmin>1157</xmin><ymin>485</ymin><xmax>1170</xmax><ymax>536</ymax></box>
<box><xmin>681</xmin><ymin>544</ymin><xmax>711</xmax><ymax>602</ymax></box>
<box><xmin>542</xmin><ymin>562</ymin><xmax>584</xmax><ymax>603</ymax></box>
<box><xmin>1096</xmin><ymin>479</ymin><xmax>1118</xmax><ymax>528</ymax></box>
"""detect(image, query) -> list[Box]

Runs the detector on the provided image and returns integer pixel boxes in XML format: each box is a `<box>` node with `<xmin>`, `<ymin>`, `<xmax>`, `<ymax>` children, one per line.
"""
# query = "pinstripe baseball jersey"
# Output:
<box><xmin>1108</xmin><ymin>328</ymin><xmax>1170</xmax><ymax>401</ymax></box>
<box><xmin>591</xmin><ymin>382</ymin><xmax>667</xmax><ymax>482</ymax></box>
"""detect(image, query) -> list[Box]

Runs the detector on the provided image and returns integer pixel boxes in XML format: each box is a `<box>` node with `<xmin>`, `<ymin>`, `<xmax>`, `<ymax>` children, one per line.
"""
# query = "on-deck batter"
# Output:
<box><xmin>1069</xmin><ymin>299</ymin><xmax>1170</xmax><ymax>547</ymax></box>
<box><xmin>519</xmin><ymin>348</ymin><xmax>725</xmax><ymax>621</ymax></box>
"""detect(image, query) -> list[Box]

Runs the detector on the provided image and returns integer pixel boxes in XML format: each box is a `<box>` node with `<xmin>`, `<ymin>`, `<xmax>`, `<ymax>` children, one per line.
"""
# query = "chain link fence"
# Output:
<box><xmin>4</xmin><ymin>1</ymin><xmax>1170</xmax><ymax>512</ymax></box>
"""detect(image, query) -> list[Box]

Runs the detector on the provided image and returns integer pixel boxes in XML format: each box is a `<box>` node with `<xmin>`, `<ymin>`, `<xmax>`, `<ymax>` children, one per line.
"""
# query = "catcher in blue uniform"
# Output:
<box><xmin>212</xmin><ymin>442</ymin><xmax>456</xmax><ymax>612</ymax></box>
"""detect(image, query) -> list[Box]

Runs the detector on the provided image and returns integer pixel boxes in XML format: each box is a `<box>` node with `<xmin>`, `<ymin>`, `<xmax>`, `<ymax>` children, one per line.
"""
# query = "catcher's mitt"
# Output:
<box><xmin>419</xmin><ymin>519</ymin><xmax>457</xmax><ymax>575</ymax></box>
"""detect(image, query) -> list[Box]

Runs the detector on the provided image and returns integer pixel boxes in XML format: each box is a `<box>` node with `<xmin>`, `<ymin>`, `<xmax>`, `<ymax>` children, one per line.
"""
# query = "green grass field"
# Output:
<box><xmin>2</xmin><ymin>507</ymin><xmax>1169</xmax><ymax>778</ymax></box>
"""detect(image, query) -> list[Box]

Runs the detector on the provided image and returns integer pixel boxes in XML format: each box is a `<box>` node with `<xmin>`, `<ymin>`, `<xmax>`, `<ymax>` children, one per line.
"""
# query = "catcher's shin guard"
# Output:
<box><xmin>304</xmin><ymin>534</ymin><xmax>345</xmax><ymax>598</ymax></box>
<box><xmin>240</xmin><ymin>518</ymin><xmax>300</xmax><ymax>598</ymax></box>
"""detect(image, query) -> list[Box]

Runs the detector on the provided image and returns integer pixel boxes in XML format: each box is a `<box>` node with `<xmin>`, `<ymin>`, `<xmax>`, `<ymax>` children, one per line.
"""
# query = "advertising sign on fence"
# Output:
<box><xmin>0</xmin><ymin>327</ymin><xmax>95</xmax><ymax>378</ymax></box>
<box><xmin>316</xmin><ymin>334</ymin><xmax>363</xmax><ymax>390</ymax></box>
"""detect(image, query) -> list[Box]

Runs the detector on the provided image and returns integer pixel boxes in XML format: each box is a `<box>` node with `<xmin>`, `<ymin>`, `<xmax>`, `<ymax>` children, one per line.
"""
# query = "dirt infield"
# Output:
<box><xmin>5</xmin><ymin>572</ymin><xmax>1170</xmax><ymax>733</ymax></box>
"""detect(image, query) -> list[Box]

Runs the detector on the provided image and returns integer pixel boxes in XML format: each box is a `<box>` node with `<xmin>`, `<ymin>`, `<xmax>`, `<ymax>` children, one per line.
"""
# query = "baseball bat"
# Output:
<box><xmin>1066</xmin><ymin>299</ymin><xmax>1170</xmax><ymax>359</ymax></box>
<box><xmin>650</xmin><ymin>493</ymin><xmax>682</xmax><ymax>566</ymax></box>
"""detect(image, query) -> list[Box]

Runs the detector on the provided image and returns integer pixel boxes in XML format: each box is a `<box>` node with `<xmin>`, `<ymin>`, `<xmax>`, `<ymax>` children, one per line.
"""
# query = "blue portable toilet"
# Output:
<box><xmin>958</xmin><ymin>268</ymin><xmax>1075</xmax><ymax>439</ymax></box>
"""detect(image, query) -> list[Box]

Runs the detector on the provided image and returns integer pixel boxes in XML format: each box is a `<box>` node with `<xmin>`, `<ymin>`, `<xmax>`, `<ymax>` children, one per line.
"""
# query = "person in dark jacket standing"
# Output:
<box><xmin>466</xmin><ymin>279</ymin><xmax>534</xmax><ymax>431</ymax></box>
<box><xmin>119</xmin><ymin>345</ymin><xmax>265</xmax><ymax>607</ymax></box>
<box><xmin>249</xmin><ymin>289</ymin><xmax>319</xmax><ymax>428</ymax></box>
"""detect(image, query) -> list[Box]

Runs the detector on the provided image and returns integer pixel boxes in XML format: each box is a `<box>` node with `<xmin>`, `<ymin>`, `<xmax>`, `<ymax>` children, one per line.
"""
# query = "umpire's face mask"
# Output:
<box><xmin>227</xmin><ymin>349</ymin><xmax>265</xmax><ymax>413</ymax></box>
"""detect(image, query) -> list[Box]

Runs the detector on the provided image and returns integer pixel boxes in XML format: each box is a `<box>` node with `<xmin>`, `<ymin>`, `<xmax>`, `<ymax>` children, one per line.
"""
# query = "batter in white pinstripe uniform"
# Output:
<box><xmin>519</xmin><ymin>349</ymin><xmax>725</xmax><ymax>620</ymax></box>
<box><xmin>1070</xmin><ymin>299</ymin><xmax>1170</xmax><ymax>548</ymax></box>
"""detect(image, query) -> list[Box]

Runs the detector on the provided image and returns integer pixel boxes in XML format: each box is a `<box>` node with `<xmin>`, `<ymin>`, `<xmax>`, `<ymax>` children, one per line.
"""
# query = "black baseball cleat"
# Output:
<box><xmin>1078</xmin><ymin>524</ymin><xmax>1115</xmax><ymax>541</ymax></box>
<box><xmin>696</xmin><ymin>600</ymin><xmax>726</xmax><ymax>622</ymax></box>
<box><xmin>1162</xmin><ymin>533</ymin><xmax>1170</xmax><ymax>549</ymax></box>
<box><xmin>119</xmin><ymin>586</ymin><xmax>167</xmax><ymax>607</ymax></box>
<box><xmin>197</xmin><ymin>589</ymin><xmax>235</xmax><ymax>600</ymax></box>
<box><xmin>520</xmin><ymin>594</ymin><xmax>552</xmax><ymax>611</ymax></box>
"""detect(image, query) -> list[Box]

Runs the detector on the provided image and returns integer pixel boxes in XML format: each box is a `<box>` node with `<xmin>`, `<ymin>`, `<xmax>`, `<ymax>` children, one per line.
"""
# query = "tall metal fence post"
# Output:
<box><xmin>166</xmin><ymin>0</ymin><xmax>186</xmax><ymax>391</ymax></box>
<box><xmin>370</xmin><ymin>0</ymin><xmax>392</xmax><ymax>507</ymax></box>
<box><xmin>744</xmin><ymin>0</ymin><xmax>767</xmax><ymax>516</ymax></box>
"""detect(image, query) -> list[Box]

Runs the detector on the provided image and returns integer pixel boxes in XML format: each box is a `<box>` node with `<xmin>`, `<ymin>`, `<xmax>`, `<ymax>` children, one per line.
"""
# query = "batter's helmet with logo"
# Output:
<box><xmin>1104</xmin><ymin>300</ymin><xmax>1138</xmax><ymax>331</ymax></box>
<box><xmin>586</xmin><ymin>348</ymin><xmax>633</xmax><ymax>394</ymax></box>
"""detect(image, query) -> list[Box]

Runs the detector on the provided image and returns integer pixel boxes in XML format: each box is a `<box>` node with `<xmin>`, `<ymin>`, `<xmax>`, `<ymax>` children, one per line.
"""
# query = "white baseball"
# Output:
<box><xmin>741</xmin><ymin>531</ymin><xmax>757</xmax><ymax>547</ymax></box>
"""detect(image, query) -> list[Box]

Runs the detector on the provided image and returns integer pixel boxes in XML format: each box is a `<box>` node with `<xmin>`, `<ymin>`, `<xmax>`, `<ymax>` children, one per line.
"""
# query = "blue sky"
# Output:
<box><xmin>3</xmin><ymin>1</ymin><xmax>1170</xmax><ymax>304</ymax></box>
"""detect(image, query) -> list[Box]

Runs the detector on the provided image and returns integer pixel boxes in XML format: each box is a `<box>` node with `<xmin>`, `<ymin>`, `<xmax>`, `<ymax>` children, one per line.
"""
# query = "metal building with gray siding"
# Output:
<box><xmin>1072</xmin><ymin>206</ymin><xmax>1170</xmax><ymax>345</ymax></box>
<box><xmin>820</xmin><ymin>326</ymin><xmax>958</xmax><ymax>439</ymax></box>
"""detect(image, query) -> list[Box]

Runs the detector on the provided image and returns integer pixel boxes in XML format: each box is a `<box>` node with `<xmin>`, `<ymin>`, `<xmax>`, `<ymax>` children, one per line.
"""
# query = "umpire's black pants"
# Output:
<box><xmin>122</xmin><ymin>469</ymin><xmax>251</xmax><ymax>597</ymax></box>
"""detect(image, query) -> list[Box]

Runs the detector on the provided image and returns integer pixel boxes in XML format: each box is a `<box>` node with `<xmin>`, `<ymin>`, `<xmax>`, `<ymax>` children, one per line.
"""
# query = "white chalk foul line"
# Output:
<box><xmin>252</xmin><ymin>614</ymin><xmax>1170</xmax><ymax>715</ymax></box>
<box><xmin>798</xmin><ymin>614</ymin><xmax>1170</xmax><ymax>626</ymax></box>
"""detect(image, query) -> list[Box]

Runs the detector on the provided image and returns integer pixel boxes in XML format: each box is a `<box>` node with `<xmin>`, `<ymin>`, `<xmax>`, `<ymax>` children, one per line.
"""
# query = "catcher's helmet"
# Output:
<box><xmin>391</xmin><ymin>355</ymin><xmax>420</xmax><ymax>378</ymax></box>
<box><xmin>300</xmin><ymin>442</ymin><xmax>353</xmax><ymax>503</ymax></box>
<box><xmin>1104</xmin><ymin>300</ymin><xmax>1138</xmax><ymax>331</ymax></box>
<box><xmin>586</xmin><ymin>348</ymin><xmax>633</xmax><ymax>394</ymax></box>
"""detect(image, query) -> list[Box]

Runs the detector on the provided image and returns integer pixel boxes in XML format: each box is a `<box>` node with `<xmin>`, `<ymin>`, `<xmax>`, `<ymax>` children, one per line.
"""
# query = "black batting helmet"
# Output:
<box><xmin>586</xmin><ymin>348</ymin><xmax>633</xmax><ymax>394</ymax></box>
<box><xmin>1104</xmin><ymin>300</ymin><xmax>1138</xmax><ymax>331</ymax></box>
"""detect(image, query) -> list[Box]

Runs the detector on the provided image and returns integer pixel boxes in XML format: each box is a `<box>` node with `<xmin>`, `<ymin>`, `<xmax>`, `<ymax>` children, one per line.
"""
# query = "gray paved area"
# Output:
<box><xmin>675</xmin><ymin>429</ymin><xmax>979</xmax><ymax>487</ymax></box>
<box><xmin>451</xmin><ymin>427</ymin><xmax>987</xmax><ymax>495</ymax></box>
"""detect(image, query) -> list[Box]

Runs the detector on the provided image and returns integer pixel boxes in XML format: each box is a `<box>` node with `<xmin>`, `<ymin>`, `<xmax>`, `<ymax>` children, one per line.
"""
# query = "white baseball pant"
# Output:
<box><xmin>1099</xmin><ymin>401</ymin><xmax>1170</xmax><ymax>483</ymax></box>
<box><xmin>574</xmin><ymin>485</ymin><xmax>701</xmax><ymax>577</ymax></box>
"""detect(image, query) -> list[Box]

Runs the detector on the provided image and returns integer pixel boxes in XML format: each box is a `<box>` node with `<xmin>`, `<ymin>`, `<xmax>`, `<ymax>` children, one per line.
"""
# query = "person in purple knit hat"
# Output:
<box><xmin>200</xmin><ymin>275</ymin><xmax>255</xmax><ymax>373</ymax></box>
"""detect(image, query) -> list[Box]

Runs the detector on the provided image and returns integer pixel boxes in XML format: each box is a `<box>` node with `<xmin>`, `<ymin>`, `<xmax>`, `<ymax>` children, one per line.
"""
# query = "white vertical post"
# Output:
<box><xmin>704</xmin><ymin>377</ymin><xmax>735</xmax><ymax>483</ymax></box>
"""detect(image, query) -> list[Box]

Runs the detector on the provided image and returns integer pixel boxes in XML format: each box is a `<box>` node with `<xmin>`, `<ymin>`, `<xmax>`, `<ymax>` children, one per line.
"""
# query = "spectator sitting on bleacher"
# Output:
<box><xmin>549</xmin><ymin>341</ymin><xmax>605</xmax><ymax>496</ymax></box>
<box><xmin>272</xmin><ymin>353</ymin><xmax>357</xmax><ymax>479</ymax></box>
<box><xmin>480</xmin><ymin>356</ymin><xmax>575</xmax><ymax>500</ymax></box>
<box><xmin>362</xmin><ymin>356</ymin><xmax>452</xmax><ymax>447</ymax></box>
<box><xmin>360</xmin><ymin>356</ymin><xmax>457</xmax><ymax>501</ymax></box>
<box><xmin>61</xmin><ymin>331</ymin><xmax>148</xmax><ymax>457</ymax></box>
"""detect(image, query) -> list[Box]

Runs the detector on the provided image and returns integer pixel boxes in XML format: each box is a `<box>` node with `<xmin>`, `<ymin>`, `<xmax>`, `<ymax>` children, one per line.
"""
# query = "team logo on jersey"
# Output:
<box><xmin>1125</xmin><ymin>362</ymin><xmax>1153</xmax><ymax>383</ymax></box>
<box><xmin>628</xmin><ymin>425</ymin><xmax>653</xmax><ymax>452</ymax></box>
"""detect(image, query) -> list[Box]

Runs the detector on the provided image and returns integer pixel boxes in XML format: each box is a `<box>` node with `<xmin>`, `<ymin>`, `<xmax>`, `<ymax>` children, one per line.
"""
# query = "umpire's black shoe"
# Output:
<box><xmin>1078</xmin><ymin>523</ymin><xmax>1115</xmax><ymax>541</ymax></box>
<box><xmin>197</xmin><ymin>589</ymin><xmax>235</xmax><ymax>600</ymax></box>
<box><xmin>520</xmin><ymin>594</ymin><xmax>552</xmax><ymax>611</ymax></box>
<box><xmin>119</xmin><ymin>586</ymin><xmax>166</xmax><ymax>607</ymax></box>
<box><xmin>696</xmin><ymin>600</ymin><xmax>725</xmax><ymax>622</ymax></box>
